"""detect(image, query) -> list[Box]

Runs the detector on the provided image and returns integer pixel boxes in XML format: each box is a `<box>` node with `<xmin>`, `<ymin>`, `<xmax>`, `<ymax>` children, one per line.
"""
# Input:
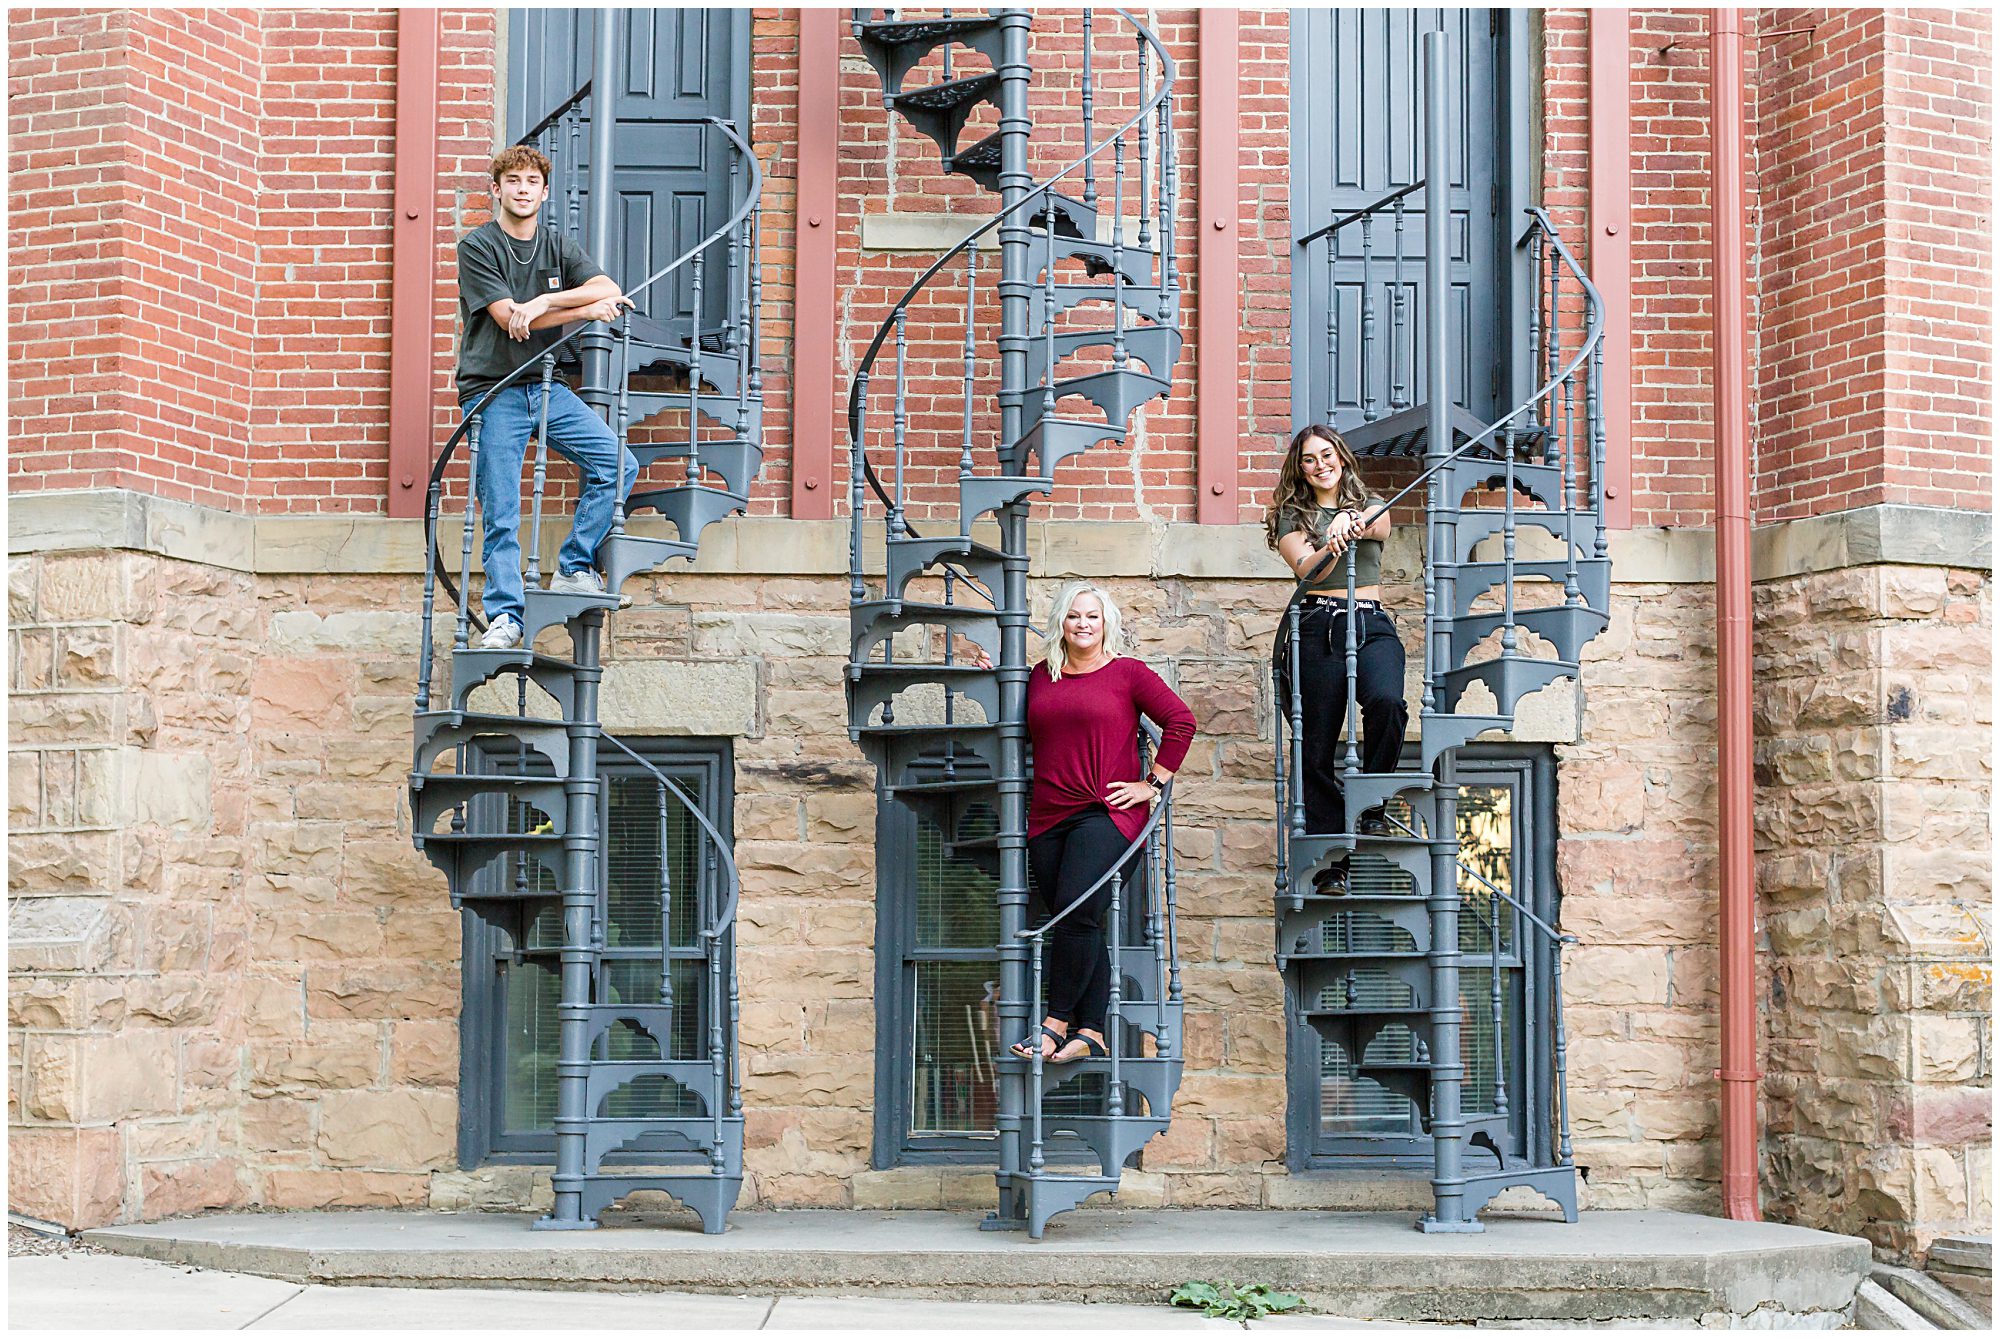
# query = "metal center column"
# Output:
<box><xmin>985</xmin><ymin>7</ymin><xmax>1035</xmax><ymax>1229</ymax></box>
<box><xmin>1415</xmin><ymin>28</ymin><xmax>1474</xmax><ymax>1235</ymax></box>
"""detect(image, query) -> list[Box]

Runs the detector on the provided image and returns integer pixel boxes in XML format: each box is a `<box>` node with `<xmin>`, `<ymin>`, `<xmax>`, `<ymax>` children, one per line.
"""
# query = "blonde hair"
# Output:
<box><xmin>1041</xmin><ymin>582</ymin><xmax>1123</xmax><ymax>682</ymax></box>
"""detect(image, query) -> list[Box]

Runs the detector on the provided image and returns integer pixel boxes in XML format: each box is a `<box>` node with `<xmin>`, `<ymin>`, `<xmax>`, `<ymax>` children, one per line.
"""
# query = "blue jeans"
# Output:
<box><xmin>465</xmin><ymin>382</ymin><xmax>637</xmax><ymax>626</ymax></box>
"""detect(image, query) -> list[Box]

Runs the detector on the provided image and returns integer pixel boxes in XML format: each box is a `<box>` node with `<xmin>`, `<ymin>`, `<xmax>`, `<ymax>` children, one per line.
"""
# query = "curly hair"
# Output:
<box><xmin>1263</xmin><ymin>424</ymin><xmax>1370</xmax><ymax>549</ymax></box>
<box><xmin>489</xmin><ymin>144</ymin><xmax>553</xmax><ymax>185</ymax></box>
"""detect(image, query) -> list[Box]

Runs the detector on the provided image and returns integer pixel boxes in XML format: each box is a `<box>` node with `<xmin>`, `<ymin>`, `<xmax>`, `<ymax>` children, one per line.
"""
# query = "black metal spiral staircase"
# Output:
<box><xmin>842</xmin><ymin>8</ymin><xmax>1188</xmax><ymax>1236</ymax></box>
<box><xmin>407</xmin><ymin>91</ymin><xmax>763</xmax><ymax>1233</ymax></box>
<box><xmin>1276</xmin><ymin>33</ymin><xmax>1608</xmax><ymax>1232</ymax></box>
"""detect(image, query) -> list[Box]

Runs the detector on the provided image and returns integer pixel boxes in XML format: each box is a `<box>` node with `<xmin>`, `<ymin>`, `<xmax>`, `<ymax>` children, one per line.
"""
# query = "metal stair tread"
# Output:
<box><xmin>856</xmin><ymin>15</ymin><xmax>1001</xmax><ymax>45</ymax></box>
<box><xmin>890</xmin><ymin>71</ymin><xmax>1000</xmax><ymax>111</ymax></box>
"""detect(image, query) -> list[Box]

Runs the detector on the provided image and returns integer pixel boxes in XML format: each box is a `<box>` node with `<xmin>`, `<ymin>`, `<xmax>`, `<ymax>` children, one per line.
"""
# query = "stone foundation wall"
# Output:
<box><xmin>8</xmin><ymin>499</ymin><xmax>1991</xmax><ymax>1239</ymax></box>
<box><xmin>1757</xmin><ymin>564</ymin><xmax>1993</xmax><ymax>1259</ymax></box>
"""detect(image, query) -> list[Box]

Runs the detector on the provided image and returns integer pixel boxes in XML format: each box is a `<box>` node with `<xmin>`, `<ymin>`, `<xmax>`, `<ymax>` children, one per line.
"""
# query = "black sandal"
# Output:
<box><xmin>1011</xmin><ymin>1025</ymin><xmax>1066</xmax><ymax>1062</ymax></box>
<box><xmin>1052</xmin><ymin>1030</ymin><xmax>1108</xmax><ymax>1064</ymax></box>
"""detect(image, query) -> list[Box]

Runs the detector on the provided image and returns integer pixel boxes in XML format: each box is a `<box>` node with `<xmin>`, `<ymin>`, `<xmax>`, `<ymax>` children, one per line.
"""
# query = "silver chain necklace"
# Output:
<box><xmin>498</xmin><ymin>225</ymin><xmax>541</xmax><ymax>267</ymax></box>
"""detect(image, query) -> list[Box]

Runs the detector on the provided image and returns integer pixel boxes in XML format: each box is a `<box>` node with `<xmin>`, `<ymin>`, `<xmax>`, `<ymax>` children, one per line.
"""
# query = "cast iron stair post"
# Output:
<box><xmin>409</xmin><ymin>80</ymin><xmax>765</xmax><ymax>1232</ymax></box>
<box><xmin>844</xmin><ymin>7</ymin><xmax>1188</xmax><ymax>1237</ymax></box>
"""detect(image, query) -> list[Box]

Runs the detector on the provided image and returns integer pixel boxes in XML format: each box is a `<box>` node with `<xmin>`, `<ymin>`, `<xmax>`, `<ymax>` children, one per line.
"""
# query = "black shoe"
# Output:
<box><xmin>1312</xmin><ymin>861</ymin><xmax>1350</xmax><ymax>895</ymax></box>
<box><xmin>1356</xmin><ymin>807</ymin><xmax>1392</xmax><ymax>837</ymax></box>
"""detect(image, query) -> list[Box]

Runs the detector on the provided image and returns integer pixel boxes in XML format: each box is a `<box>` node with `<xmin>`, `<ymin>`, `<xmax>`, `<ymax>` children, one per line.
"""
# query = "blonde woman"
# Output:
<box><xmin>1008</xmin><ymin>583</ymin><xmax>1197</xmax><ymax>1065</ymax></box>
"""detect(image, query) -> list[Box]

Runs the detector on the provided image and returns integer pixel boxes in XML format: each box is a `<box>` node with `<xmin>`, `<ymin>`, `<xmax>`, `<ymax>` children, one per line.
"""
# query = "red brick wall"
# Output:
<box><xmin>10</xmin><ymin>9</ymin><xmax>1988</xmax><ymax>525</ymax></box>
<box><xmin>8</xmin><ymin>7</ymin><xmax>497</xmax><ymax>515</ymax></box>
<box><xmin>1878</xmin><ymin>8</ymin><xmax>1992</xmax><ymax>514</ymax></box>
<box><xmin>1753</xmin><ymin>10</ymin><xmax>1888</xmax><ymax>522</ymax></box>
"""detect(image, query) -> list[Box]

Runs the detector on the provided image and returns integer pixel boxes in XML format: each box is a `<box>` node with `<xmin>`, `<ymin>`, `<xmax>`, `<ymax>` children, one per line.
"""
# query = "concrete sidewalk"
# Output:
<box><xmin>76</xmin><ymin>1207</ymin><xmax>1870</xmax><ymax>1327</ymax></box>
<box><xmin>9</xmin><ymin>1251</ymin><xmax>1398</xmax><ymax>1331</ymax></box>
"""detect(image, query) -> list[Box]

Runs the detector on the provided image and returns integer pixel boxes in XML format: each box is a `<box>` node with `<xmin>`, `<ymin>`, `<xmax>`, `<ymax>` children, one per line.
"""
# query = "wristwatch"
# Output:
<box><xmin>1145</xmin><ymin>774</ymin><xmax>1166</xmax><ymax>792</ymax></box>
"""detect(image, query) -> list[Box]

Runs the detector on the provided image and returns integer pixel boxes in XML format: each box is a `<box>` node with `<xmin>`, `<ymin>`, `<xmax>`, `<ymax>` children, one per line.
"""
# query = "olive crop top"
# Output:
<box><xmin>1299</xmin><ymin>503</ymin><xmax>1383</xmax><ymax>590</ymax></box>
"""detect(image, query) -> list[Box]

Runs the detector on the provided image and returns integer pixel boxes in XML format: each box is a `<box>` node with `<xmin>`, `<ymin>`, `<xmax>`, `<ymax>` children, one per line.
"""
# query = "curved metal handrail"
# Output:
<box><xmin>424</xmin><ymin>115</ymin><xmax>764</xmax><ymax>625</ymax></box>
<box><xmin>845</xmin><ymin>8</ymin><xmax>1176</xmax><ymax>538</ymax></box>
<box><xmin>1381</xmin><ymin>808</ymin><xmax>1571</xmax><ymax>946</ymax></box>
<box><xmin>520</xmin><ymin>80</ymin><xmax>593</xmax><ymax>148</ymax></box>
<box><xmin>1018</xmin><ymin>777</ymin><xmax>1174</xmax><ymax>944</ymax></box>
<box><xmin>598</xmin><ymin>731</ymin><xmax>742</xmax><ymax>939</ymax></box>
<box><xmin>1270</xmin><ymin>206</ymin><xmax>1606</xmax><ymax>650</ymax></box>
<box><xmin>1295</xmin><ymin>178</ymin><xmax>1426</xmax><ymax>248</ymax></box>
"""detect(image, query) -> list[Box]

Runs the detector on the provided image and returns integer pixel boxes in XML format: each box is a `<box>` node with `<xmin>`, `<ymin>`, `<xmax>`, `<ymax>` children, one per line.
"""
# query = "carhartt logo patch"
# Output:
<box><xmin>547</xmin><ymin>276</ymin><xmax>561</xmax><ymax>290</ymax></box>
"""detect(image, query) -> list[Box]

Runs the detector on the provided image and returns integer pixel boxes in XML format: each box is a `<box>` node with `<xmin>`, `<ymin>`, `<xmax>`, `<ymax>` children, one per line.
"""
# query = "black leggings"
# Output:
<box><xmin>1290</xmin><ymin>602</ymin><xmax>1408</xmax><ymax>833</ymax></box>
<box><xmin>1026</xmin><ymin>807</ymin><xmax>1143</xmax><ymax>1035</ymax></box>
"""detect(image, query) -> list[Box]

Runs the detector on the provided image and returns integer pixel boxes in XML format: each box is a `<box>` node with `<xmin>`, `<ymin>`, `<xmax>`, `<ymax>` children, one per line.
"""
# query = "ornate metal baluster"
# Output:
<box><xmin>613</xmin><ymin>313</ymin><xmax>633</xmax><ymax>535</ymax></box>
<box><xmin>1135</xmin><ymin>31</ymin><xmax>1151</xmax><ymax>254</ymax></box>
<box><xmin>1360</xmin><ymin>216</ymin><xmax>1377</xmax><ymax>422</ymax></box>
<box><xmin>849</xmin><ymin>370</ymin><xmax>870</xmax><ymax>605</ymax></box>
<box><xmin>1028</xmin><ymin>939</ymin><xmax>1046</xmax><ymax>1172</ymax></box>
<box><xmin>658</xmin><ymin>783</ymin><xmax>675</xmax><ymax>1012</ymax></box>
<box><xmin>891</xmin><ymin>308</ymin><xmax>909</xmax><ymax>534</ymax></box>
<box><xmin>416</xmin><ymin>477</ymin><xmax>442</xmax><ymax>712</ymax></box>
<box><xmin>1525</xmin><ymin>223</ymin><xmax>1544</xmax><ymax>436</ymax></box>
<box><xmin>1591</xmin><ymin>340</ymin><xmax>1608</xmax><ymax>563</ymax></box>
<box><xmin>1164</xmin><ymin>786</ymin><xmax>1182</xmax><ymax>1014</ymax></box>
<box><xmin>1489</xmin><ymin>889</ymin><xmax>1507</xmax><ymax>1119</ymax></box>
<box><xmin>1041</xmin><ymin>223</ymin><xmax>1057</xmax><ymax>428</ymax></box>
<box><xmin>1111</xmin><ymin>138</ymin><xmax>1128</xmax><ymax>370</ymax></box>
<box><xmin>962</xmin><ymin>250</ymin><xmax>978</xmax><ymax>478</ymax></box>
<box><xmin>1502</xmin><ymin>426</ymin><xmax>1517</xmax><ymax>655</ymax></box>
<box><xmin>748</xmin><ymin>207</ymin><xmax>765</xmax><ymax>407</ymax></box>
<box><xmin>566</xmin><ymin>109</ymin><xmax>583</xmax><ymax>240</ymax></box>
<box><xmin>1391</xmin><ymin>197</ymin><xmax>1408</xmax><ymax>413</ymax></box>
<box><xmin>527</xmin><ymin>358</ymin><xmax>555</xmax><ymax>591</ymax></box>
<box><xmin>706</xmin><ymin>844</ymin><xmax>726</xmax><ymax>1172</ymax></box>
<box><xmin>455</xmin><ymin>415</ymin><xmax>482</xmax><ymax>649</ymax></box>
<box><xmin>1324</xmin><ymin>222</ymin><xmax>1338</xmax><ymax>421</ymax></box>
<box><xmin>689</xmin><ymin>248</ymin><xmax>706</xmax><ymax>494</ymax></box>
<box><xmin>1080</xmin><ymin>9</ymin><xmax>1097</xmax><ymax>211</ymax></box>
<box><xmin>1288</xmin><ymin>603</ymin><xmax>1305</xmax><ymax>835</ymax></box>
<box><xmin>1342</xmin><ymin>547</ymin><xmax>1362</xmax><ymax>803</ymax></box>
<box><xmin>1107</xmin><ymin>870</ymin><xmax>1124</xmax><ymax>1117</ymax></box>
<box><xmin>1560</xmin><ymin>298</ymin><xmax>1581</xmax><ymax>606</ymax></box>
<box><xmin>1553</xmin><ymin>937</ymin><xmax>1573</xmax><ymax>1166</ymax></box>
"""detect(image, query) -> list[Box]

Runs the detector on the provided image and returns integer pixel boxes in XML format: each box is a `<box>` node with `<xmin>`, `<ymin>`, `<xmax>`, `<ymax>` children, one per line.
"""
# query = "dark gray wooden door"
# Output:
<box><xmin>506</xmin><ymin>9</ymin><xmax>749</xmax><ymax>329</ymax></box>
<box><xmin>1289</xmin><ymin>9</ymin><xmax>1510</xmax><ymax>431</ymax></box>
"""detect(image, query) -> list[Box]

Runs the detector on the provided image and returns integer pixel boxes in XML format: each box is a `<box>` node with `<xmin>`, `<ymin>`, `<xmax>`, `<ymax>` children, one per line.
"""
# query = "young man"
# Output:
<box><xmin>456</xmin><ymin>144</ymin><xmax>637</xmax><ymax>650</ymax></box>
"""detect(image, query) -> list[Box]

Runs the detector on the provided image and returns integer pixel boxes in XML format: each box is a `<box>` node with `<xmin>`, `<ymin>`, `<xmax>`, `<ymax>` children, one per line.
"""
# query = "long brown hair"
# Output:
<box><xmin>1264</xmin><ymin>424</ymin><xmax>1370</xmax><ymax>549</ymax></box>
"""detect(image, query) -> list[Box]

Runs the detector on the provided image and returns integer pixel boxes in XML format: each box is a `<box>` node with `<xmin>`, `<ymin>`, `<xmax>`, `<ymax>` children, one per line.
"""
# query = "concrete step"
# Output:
<box><xmin>81</xmin><ymin>1207</ymin><xmax>1873</xmax><ymax>1327</ymax></box>
<box><xmin>1875</xmin><ymin>1262</ymin><xmax>1988</xmax><ymax>1329</ymax></box>
<box><xmin>1928</xmin><ymin>1234</ymin><xmax>1991</xmax><ymax>1275</ymax></box>
<box><xmin>1852</xmin><ymin>1279</ymin><xmax>1937</xmax><ymax>1330</ymax></box>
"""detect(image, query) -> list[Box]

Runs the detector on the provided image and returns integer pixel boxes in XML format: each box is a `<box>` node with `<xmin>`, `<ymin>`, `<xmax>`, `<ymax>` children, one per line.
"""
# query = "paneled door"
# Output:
<box><xmin>506</xmin><ymin>9</ymin><xmax>750</xmax><ymax>331</ymax></box>
<box><xmin>1289</xmin><ymin>9</ymin><xmax>1526</xmax><ymax>433</ymax></box>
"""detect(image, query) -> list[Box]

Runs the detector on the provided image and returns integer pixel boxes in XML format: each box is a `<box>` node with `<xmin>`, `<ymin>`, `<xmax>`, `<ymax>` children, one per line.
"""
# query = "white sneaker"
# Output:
<box><xmin>478</xmin><ymin>615</ymin><xmax>522</xmax><ymax>651</ymax></box>
<box><xmin>548</xmin><ymin>568</ymin><xmax>631</xmax><ymax>607</ymax></box>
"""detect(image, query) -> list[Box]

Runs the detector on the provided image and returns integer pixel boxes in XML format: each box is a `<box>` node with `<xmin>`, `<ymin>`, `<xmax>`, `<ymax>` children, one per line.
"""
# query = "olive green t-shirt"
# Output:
<box><xmin>454</xmin><ymin>221</ymin><xmax>605</xmax><ymax>404</ymax></box>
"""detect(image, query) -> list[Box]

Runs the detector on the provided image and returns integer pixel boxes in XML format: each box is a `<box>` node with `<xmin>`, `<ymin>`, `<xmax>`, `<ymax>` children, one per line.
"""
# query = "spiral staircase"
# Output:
<box><xmin>842</xmin><ymin>8</ymin><xmax>1188</xmax><ymax>1236</ymax></box>
<box><xmin>407</xmin><ymin>92</ymin><xmax>763</xmax><ymax>1232</ymax></box>
<box><xmin>1275</xmin><ymin>33</ymin><xmax>1608</xmax><ymax>1231</ymax></box>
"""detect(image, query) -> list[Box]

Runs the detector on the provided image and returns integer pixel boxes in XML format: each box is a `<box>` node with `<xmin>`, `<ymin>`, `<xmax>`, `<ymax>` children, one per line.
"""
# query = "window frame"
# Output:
<box><xmin>456</xmin><ymin>735</ymin><xmax>732</xmax><ymax>1168</ymax></box>
<box><xmin>1284</xmin><ymin>742</ymin><xmax>1559</xmax><ymax>1172</ymax></box>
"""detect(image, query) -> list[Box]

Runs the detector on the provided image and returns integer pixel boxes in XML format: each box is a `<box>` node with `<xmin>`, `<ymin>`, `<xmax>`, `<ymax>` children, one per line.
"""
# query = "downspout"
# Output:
<box><xmin>1707</xmin><ymin>8</ymin><xmax>1761</xmax><ymax>1223</ymax></box>
<box><xmin>386</xmin><ymin>9</ymin><xmax>441</xmax><ymax>519</ymax></box>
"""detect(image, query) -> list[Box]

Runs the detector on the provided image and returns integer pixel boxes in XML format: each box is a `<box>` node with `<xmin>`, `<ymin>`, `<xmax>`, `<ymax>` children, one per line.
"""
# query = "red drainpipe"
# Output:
<box><xmin>1707</xmin><ymin>8</ymin><xmax>1761</xmax><ymax>1223</ymax></box>
<box><xmin>387</xmin><ymin>9</ymin><xmax>441</xmax><ymax>519</ymax></box>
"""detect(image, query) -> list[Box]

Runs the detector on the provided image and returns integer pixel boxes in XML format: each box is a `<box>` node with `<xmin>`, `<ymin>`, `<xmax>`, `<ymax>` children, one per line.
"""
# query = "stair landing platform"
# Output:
<box><xmin>84</xmin><ymin>1208</ymin><xmax>1868</xmax><ymax>1327</ymax></box>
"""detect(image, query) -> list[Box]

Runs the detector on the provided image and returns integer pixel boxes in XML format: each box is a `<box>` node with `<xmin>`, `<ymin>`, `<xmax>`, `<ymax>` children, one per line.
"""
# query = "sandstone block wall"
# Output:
<box><xmin>1757</xmin><ymin>563</ymin><xmax>1993</xmax><ymax>1258</ymax></box>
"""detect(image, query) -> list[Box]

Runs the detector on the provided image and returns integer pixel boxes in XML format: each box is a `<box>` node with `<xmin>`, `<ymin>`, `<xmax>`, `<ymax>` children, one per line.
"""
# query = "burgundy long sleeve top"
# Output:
<box><xmin>1025</xmin><ymin>656</ymin><xmax>1198</xmax><ymax>842</ymax></box>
